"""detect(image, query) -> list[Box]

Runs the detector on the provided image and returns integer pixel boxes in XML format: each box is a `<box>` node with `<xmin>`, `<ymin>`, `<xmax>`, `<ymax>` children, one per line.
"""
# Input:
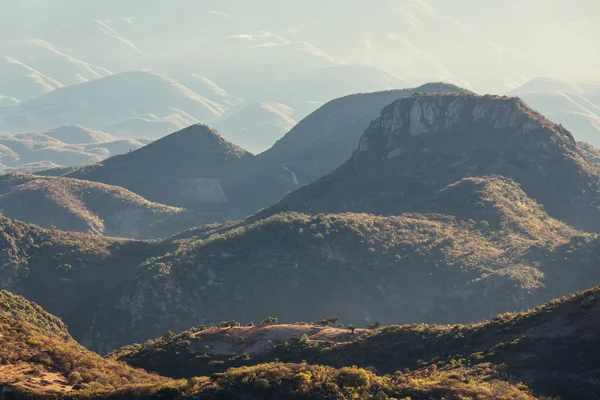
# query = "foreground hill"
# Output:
<box><xmin>0</xmin><ymin>290</ymin><xmax>170</xmax><ymax>398</ymax></box>
<box><xmin>1</xmin><ymin>290</ymin><xmax>535</xmax><ymax>400</ymax></box>
<box><xmin>114</xmin><ymin>286</ymin><xmax>600</xmax><ymax>400</ymax></box>
<box><xmin>267</xmin><ymin>93</ymin><xmax>600</xmax><ymax>233</ymax></box>
<box><xmin>66</xmin><ymin>124</ymin><xmax>252</xmax><ymax>209</ymax></box>
<box><xmin>0</xmin><ymin>173</ymin><xmax>207</xmax><ymax>238</ymax></box>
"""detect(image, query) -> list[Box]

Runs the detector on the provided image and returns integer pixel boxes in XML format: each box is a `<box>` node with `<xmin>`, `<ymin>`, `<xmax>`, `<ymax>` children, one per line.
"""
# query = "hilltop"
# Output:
<box><xmin>267</xmin><ymin>93</ymin><xmax>600</xmax><ymax>233</ymax></box>
<box><xmin>66</xmin><ymin>124</ymin><xmax>252</xmax><ymax>209</ymax></box>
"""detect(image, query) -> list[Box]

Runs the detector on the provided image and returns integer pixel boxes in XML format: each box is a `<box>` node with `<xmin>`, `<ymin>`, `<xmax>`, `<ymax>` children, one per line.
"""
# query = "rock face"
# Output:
<box><xmin>268</xmin><ymin>93</ymin><xmax>600</xmax><ymax>233</ymax></box>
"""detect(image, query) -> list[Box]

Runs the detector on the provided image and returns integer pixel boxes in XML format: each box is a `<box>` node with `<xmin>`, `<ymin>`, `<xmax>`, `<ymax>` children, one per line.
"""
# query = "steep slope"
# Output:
<box><xmin>268</xmin><ymin>93</ymin><xmax>600</xmax><ymax>233</ymax></box>
<box><xmin>115</xmin><ymin>286</ymin><xmax>600</xmax><ymax>400</ymax></box>
<box><xmin>66</xmin><ymin>124</ymin><xmax>252</xmax><ymax>209</ymax></box>
<box><xmin>0</xmin><ymin>71</ymin><xmax>226</xmax><ymax>134</ymax></box>
<box><xmin>0</xmin><ymin>173</ymin><xmax>187</xmax><ymax>238</ymax></box>
<box><xmin>216</xmin><ymin>102</ymin><xmax>297</xmax><ymax>153</ymax></box>
<box><xmin>226</xmin><ymin>83</ymin><xmax>471</xmax><ymax>216</ymax></box>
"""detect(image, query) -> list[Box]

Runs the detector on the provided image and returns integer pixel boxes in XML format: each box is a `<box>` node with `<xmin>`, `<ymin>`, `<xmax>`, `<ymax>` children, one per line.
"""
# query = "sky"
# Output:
<box><xmin>0</xmin><ymin>0</ymin><xmax>599</xmax><ymax>94</ymax></box>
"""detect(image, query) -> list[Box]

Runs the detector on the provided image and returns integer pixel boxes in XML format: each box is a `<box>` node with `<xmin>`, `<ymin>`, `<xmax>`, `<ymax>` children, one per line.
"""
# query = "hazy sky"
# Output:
<box><xmin>1</xmin><ymin>0</ymin><xmax>599</xmax><ymax>94</ymax></box>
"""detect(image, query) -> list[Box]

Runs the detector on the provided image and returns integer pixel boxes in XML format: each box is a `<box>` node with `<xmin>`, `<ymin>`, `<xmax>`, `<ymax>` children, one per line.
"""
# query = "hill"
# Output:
<box><xmin>113</xmin><ymin>286</ymin><xmax>600</xmax><ymax>400</ymax></box>
<box><xmin>0</xmin><ymin>290</ymin><xmax>536</xmax><ymax>400</ymax></box>
<box><xmin>215</xmin><ymin>101</ymin><xmax>297</xmax><ymax>153</ymax></box>
<box><xmin>266</xmin><ymin>93</ymin><xmax>600</xmax><ymax>233</ymax></box>
<box><xmin>226</xmin><ymin>83</ymin><xmax>471</xmax><ymax>216</ymax></box>
<box><xmin>41</xmin><ymin>124</ymin><xmax>118</xmax><ymax>144</ymax></box>
<box><xmin>85</xmin><ymin>177</ymin><xmax>600</xmax><ymax>351</ymax></box>
<box><xmin>0</xmin><ymin>173</ymin><xmax>190</xmax><ymax>238</ymax></box>
<box><xmin>66</xmin><ymin>124</ymin><xmax>252</xmax><ymax>209</ymax></box>
<box><xmin>0</xmin><ymin>71</ymin><xmax>227</xmax><ymax>135</ymax></box>
<box><xmin>0</xmin><ymin>290</ymin><xmax>177</xmax><ymax>398</ymax></box>
<box><xmin>0</xmin><ymin>131</ymin><xmax>147</xmax><ymax>174</ymax></box>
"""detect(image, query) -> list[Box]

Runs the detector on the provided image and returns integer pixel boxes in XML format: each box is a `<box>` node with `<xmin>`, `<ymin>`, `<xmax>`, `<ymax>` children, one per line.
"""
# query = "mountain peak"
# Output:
<box><xmin>355</xmin><ymin>93</ymin><xmax>578</xmax><ymax>160</ymax></box>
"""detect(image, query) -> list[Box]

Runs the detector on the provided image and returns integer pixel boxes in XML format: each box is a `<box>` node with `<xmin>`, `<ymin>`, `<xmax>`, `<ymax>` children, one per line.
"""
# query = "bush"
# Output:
<box><xmin>261</xmin><ymin>317</ymin><xmax>279</xmax><ymax>326</ymax></box>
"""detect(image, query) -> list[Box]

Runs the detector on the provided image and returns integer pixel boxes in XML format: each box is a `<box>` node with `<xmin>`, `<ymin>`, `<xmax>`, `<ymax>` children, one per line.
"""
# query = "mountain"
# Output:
<box><xmin>0</xmin><ymin>71</ymin><xmax>227</xmax><ymax>135</ymax></box>
<box><xmin>215</xmin><ymin>102</ymin><xmax>297</xmax><ymax>153</ymax></box>
<box><xmin>103</xmin><ymin>112</ymin><xmax>196</xmax><ymax>139</ymax></box>
<box><xmin>267</xmin><ymin>64</ymin><xmax>414</xmax><ymax>104</ymax></box>
<box><xmin>0</xmin><ymin>56</ymin><xmax>62</xmax><ymax>99</ymax></box>
<box><xmin>579</xmin><ymin>141</ymin><xmax>600</xmax><ymax>164</ymax></box>
<box><xmin>0</xmin><ymin>173</ymin><xmax>189</xmax><ymax>238</ymax></box>
<box><xmin>41</xmin><ymin>124</ymin><xmax>117</xmax><ymax>144</ymax></box>
<box><xmin>2</xmin><ymin>38</ymin><xmax>112</xmax><ymax>89</ymax></box>
<box><xmin>66</xmin><ymin>124</ymin><xmax>252</xmax><ymax>209</ymax></box>
<box><xmin>510</xmin><ymin>77</ymin><xmax>600</xmax><ymax>146</ymax></box>
<box><xmin>177</xmin><ymin>73</ymin><xmax>244</xmax><ymax>107</ymax></box>
<box><xmin>0</xmin><ymin>130</ymin><xmax>147</xmax><ymax>173</ymax></box>
<box><xmin>114</xmin><ymin>286</ymin><xmax>600</xmax><ymax>400</ymax></box>
<box><xmin>225</xmin><ymin>83</ymin><xmax>472</xmax><ymax>216</ymax></box>
<box><xmin>266</xmin><ymin>93</ymin><xmax>600</xmax><ymax>233</ymax></box>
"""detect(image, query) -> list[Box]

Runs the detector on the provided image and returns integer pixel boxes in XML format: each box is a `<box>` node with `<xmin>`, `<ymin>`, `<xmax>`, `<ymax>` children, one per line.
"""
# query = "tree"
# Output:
<box><xmin>261</xmin><ymin>316</ymin><xmax>279</xmax><ymax>326</ymax></box>
<box><xmin>348</xmin><ymin>324</ymin><xmax>356</xmax><ymax>334</ymax></box>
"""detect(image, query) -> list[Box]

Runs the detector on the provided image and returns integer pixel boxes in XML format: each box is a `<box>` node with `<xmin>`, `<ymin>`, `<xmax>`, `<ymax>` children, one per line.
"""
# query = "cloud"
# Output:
<box><xmin>209</xmin><ymin>9</ymin><xmax>231</xmax><ymax>20</ymax></box>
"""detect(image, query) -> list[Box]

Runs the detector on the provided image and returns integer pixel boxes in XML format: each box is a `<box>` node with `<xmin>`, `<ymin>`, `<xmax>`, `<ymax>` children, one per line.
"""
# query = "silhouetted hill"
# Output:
<box><xmin>66</xmin><ymin>124</ymin><xmax>252</xmax><ymax>209</ymax></box>
<box><xmin>267</xmin><ymin>93</ymin><xmax>600</xmax><ymax>232</ymax></box>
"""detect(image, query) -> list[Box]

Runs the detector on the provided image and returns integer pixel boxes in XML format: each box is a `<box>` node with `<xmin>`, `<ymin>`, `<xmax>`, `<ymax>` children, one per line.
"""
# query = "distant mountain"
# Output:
<box><xmin>267</xmin><ymin>64</ymin><xmax>414</xmax><ymax>104</ymax></box>
<box><xmin>178</xmin><ymin>73</ymin><xmax>244</xmax><ymax>107</ymax></box>
<box><xmin>0</xmin><ymin>71</ymin><xmax>227</xmax><ymax>134</ymax></box>
<box><xmin>0</xmin><ymin>129</ymin><xmax>147</xmax><ymax>173</ymax></box>
<box><xmin>2</xmin><ymin>38</ymin><xmax>112</xmax><ymax>88</ymax></box>
<box><xmin>66</xmin><ymin>124</ymin><xmax>252</xmax><ymax>209</ymax></box>
<box><xmin>41</xmin><ymin>124</ymin><xmax>117</xmax><ymax>144</ymax></box>
<box><xmin>0</xmin><ymin>56</ymin><xmax>62</xmax><ymax>99</ymax></box>
<box><xmin>216</xmin><ymin>102</ymin><xmax>297</xmax><ymax>153</ymax></box>
<box><xmin>510</xmin><ymin>77</ymin><xmax>600</xmax><ymax>145</ymax></box>
<box><xmin>267</xmin><ymin>93</ymin><xmax>600</xmax><ymax>233</ymax></box>
<box><xmin>0</xmin><ymin>95</ymin><xmax>20</xmax><ymax>106</ymax></box>
<box><xmin>0</xmin><ymin>173</ymin><xmax>190</xmax><ymax>238</ymax></box>
<box><xmin>226</xmin><ymin>83</ymin><xmax>471</xmax><ymax>216</ymax></box>
<box><xmin>103</xmin><ymin>112</ymin><xmax>196</xmax><ymax>139</ymax></box>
